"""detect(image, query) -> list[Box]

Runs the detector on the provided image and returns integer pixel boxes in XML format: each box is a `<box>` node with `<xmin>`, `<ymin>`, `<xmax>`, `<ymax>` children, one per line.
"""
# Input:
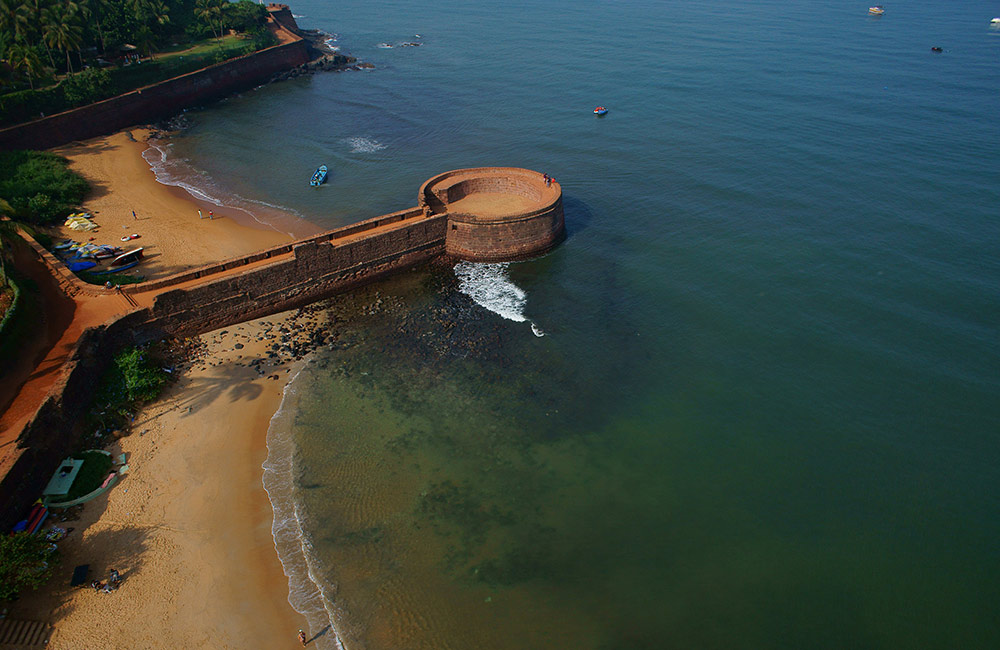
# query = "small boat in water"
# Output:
<box><xmin>310</xmin><ymin>165</ymin><xmax>328</xmax><ymax>187</ymax></box>
<box><xmin>869</xmin><ymin>6</ymin><xmax>884</xmax><ymax>15</ymax></box>
<box><xmin>594</xmin><ymin>106</ymin><xmax>608</xmax><ymax>116</ymax></box>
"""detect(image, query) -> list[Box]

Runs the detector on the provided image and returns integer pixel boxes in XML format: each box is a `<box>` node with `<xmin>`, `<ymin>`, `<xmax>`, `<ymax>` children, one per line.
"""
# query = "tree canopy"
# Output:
<box><xmin>0</xmin><ymin>150</ymin><xmax>90</xmax><ymax>225</ymax></box>
<box><xmin>0</xmin><ymin>532</ymin><xmax>57</xmax><ymax>601</ymax></box>
<box><xmin>0</xmin><ymin>0</ymin><xmax>270</xmax><ymax>93</ymax></box>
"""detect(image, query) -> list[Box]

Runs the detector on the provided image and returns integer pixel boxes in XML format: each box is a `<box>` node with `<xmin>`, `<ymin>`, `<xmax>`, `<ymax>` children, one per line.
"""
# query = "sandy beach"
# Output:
<box><xmin>6</xmin><ymin>131</ymin><xmax>324</xmax><ymax>648</ymax></box>
<box><xmin>51</xmin><ymin>129</ymin><xmax>317</xmax><ymax>281</ymax></box>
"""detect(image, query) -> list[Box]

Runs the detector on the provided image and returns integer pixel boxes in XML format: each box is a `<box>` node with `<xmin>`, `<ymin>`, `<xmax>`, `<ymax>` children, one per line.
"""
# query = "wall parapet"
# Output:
<box><xmin>0</xmin><ymin>167</ymin><xmax>565</xmax><ymax>528</ymax></box>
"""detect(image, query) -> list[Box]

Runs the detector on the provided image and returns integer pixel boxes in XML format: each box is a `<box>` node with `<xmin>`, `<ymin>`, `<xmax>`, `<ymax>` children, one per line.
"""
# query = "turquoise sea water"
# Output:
<box><xmin>158</xmin><ymin>1</ymin><xmax>999</xmax><ymax>647</ymax></box>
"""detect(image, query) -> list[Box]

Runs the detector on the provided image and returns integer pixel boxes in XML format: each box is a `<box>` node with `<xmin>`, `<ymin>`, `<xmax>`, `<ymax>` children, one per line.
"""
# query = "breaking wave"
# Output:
<box><xmin>455</xmin><ymin>261</ymin><xmax>547</xmax><ymax>335</ymax></box>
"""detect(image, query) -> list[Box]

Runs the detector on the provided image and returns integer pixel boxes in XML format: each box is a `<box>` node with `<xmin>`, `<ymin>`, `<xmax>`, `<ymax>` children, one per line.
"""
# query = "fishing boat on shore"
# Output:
<box><xmin>310</xmin><ymin>165</ymin><xmax>328</xmax><ymax>186</ymax></box>
<box><xmin>93</xmin><ymin>248</ymin><xmax>144</xmax><ymax>274</ymax></box>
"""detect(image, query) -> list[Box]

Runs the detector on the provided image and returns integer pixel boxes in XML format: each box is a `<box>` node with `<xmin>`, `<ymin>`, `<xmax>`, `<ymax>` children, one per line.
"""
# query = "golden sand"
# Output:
<box><xmin>6</xmin><ymin>132</ymin><xmax>317</xmax><ymax>649</ymax></box>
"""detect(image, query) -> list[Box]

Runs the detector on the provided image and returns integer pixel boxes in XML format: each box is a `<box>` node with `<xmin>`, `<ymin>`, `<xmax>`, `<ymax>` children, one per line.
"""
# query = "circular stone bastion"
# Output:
<box><xmin>419</xmin><ymin>167</ymin><xmax>565</xmax><ymax>262</ymax></box>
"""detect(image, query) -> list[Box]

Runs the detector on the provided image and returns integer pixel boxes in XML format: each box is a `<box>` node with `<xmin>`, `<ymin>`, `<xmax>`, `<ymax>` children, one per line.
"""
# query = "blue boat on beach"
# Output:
<box><xmin>310</xmin><ymin>165</ymin><xmax>328</xmax><ymax>186</ymax></box>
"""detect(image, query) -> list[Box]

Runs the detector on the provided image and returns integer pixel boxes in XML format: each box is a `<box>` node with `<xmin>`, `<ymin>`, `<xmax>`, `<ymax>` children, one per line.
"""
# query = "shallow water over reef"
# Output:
<box><xmin>174</xmin><ymin>0</ymin><xmax>998</xmax><ymax>647</ymax></box>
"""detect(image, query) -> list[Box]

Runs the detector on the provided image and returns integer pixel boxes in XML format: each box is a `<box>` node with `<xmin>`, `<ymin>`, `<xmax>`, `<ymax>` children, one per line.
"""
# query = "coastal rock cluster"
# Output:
<box><xmin>267</xmin><ymin>53</ymin><xmax>373</xmax><ymax>82</ymax></box>
<box><xmin>169</xmin><ymin>304</ymin><xmax>340</xmax><ymax>377</ymax></box>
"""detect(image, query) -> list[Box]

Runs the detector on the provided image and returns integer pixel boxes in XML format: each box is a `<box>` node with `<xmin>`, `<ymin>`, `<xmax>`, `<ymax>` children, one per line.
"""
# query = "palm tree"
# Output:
<box><xmin>6</xmin><ymin>43</ymin><xmax>45</xmax><ymax>89</ymax></box>
<box><xmin>147</xmin><ymin>0</ymin><xmax>170</xmax><ymax>33</ymax></box>
<box><xmin>0</xmin><ymin>0</ymin><xmax>29</xmax><ymax>42</ymax></box>
<box><xmin>134</xmin><ymin>24</ymin><xmax>156</xmax><ymax>61</ymax></box>
<box><xmin>195</xmin><ymin>0</ymin><xmax>223</xmax><ymax>40</ymax></box>
<box><xmin>84</xmin><ymin>0</ymin><xmax>109</xmax><ymax>55</ymax></box>
<box><xmin>42</xmin><ymin>3</ymin><xmax>82</xmax><ymax>74</ymax></box>
<box><xmin>34</xmin><ymin>1</ymin><xmax>60</xmax><ymax>70</ymax></box>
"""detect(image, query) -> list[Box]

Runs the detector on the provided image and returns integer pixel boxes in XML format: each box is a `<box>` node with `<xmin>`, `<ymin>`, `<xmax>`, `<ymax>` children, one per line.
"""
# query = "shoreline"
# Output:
<box><xmin>7</xmin><ymin>132</ymin><xmax>327</xmax><ymax>648</ymax></box>
<box><xmin>138</xmin><ymin>133</ymin><xmax>323</xmax><ymax>241</ymax></box>
<box><xmin>50</xmin><ymin>130</ymin><xmax>315</xmax><ymax>283</ymax></box>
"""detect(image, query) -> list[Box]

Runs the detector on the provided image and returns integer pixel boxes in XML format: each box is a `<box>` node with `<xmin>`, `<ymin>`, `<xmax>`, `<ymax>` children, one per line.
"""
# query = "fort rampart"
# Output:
<box><xmin>0</xmin><ymin>16</ymin><xmax>310</xmax><ymax>151</ymax></box>
<box><xmin>0</xmin><ymin>168</ymin><xmax>564</xmax><ymax>528</ymax></box>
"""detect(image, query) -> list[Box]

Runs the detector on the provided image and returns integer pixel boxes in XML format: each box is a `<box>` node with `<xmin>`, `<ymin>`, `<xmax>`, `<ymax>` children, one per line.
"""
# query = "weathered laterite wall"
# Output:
<box><xmin>0</xmin><ymin>214</ymin><xmax>448</xmax><ymax>528</ymax></box>
<box><xmin>0</xmin><ymin>21</ymin><xmax>310</xmax><ymax>151</ymax></box>
<box><xmin>0</xmin><ymin>167</ymin><xmax>566</xmax><ymax>529</ymax></box>
<box><xmin>136</xmin><ymin>213</ymin><xmax>449</xmax><ymax>339</ymax></box>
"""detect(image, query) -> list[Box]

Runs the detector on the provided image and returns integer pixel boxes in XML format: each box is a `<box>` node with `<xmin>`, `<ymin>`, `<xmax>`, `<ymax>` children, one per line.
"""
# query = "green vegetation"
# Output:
<box><xmin>0</xmin><ymin>150</ymin><xmax>89</xmax><ymax>226</ymax></box>
<box><xmin>0</xmin><ymin>532</ymin><xmax>57</xmax><ymax>601</ymax></box>
<box><xmin>0</xmin><ymin>271</ymin><xmax>40</xmax><ymax>370</ymax></box>
<box><xmin>1</xmin><ymin>0</ymin><xmax>276</xmax><ymax>126</ymax></box>
<box><xmin>78</xmin><ymin>270</ymin><xmax>146</xmax><ymax>286</ymax></box>
<box><xmin>89</xmin><ymin>345</ymin><xmax>168</xmax><ymax>431</ymax></box>
<box><xmin>61</xmin><ymin>450</ymin><xmax>114</xmax><ymax>502</ymax></box>
<box><xmin>0</xmin><ymin>271</ymin><xmax>20</xmax><ymax>336</ymax></box>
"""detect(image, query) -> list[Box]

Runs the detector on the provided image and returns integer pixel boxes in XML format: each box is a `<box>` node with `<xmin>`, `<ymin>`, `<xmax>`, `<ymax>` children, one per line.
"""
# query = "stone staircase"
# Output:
<box><xmin>0</xmin><ymin>619</ymin><xmax>51</xmax><ymax>648</ymax></box>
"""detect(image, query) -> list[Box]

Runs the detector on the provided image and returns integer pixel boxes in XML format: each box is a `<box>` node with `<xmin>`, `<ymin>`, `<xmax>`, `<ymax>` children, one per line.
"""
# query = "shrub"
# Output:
<box><xmin>0</xmin><ymin>85</ymin><xmax>67</xmax><ymax>127</ymax></box>
<box><xmin>0</xmin><ymin>533</ymin><xmax>57</xmax><ymax>601</ymax></box>
<box><xmin>115</xmin><ymin>347</ymin><xmax>166</xmax><ymax>402</ymax></box>
<box><xmin>90</xmin><ymin>346</ymin><xmax>167</xmax><ymax>430</ymax></box>
<box><xmin>62</xmin><ymin>68</ymin><xmax>113</xmax><ymax>105</ymax></box>
<box><xmin>0</xmin><ymin>151</ymin><xmax>90</xmax><ymax>225</ymax></box>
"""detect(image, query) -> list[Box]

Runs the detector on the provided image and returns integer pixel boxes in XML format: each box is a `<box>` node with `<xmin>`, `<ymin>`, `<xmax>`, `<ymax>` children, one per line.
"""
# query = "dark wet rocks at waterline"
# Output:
<box><xmin>267</xmin><ymin>54</ymin><xmax>373</xmax><ymax>83</ymax></box>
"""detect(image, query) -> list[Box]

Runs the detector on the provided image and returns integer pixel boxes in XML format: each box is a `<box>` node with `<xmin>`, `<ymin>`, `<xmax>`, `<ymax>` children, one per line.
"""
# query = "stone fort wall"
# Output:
<box><xmin>0</xmin><ymin>18</ymin><xmax>310</xmax><ymax>151</ymax></box>
<box><xmin>421</xmin><ymin>168</ymin><xmax>565</xmax><ymax>262</ymax></box>
<box><xmin>0</xmin><ymin>211</ymin><xmax>448</xmax><ymax>528</ymax></box>
<box><xmin>0</xmin><ymin>167</ymin><xmax>565</xmax><ymax>528</ymax></box>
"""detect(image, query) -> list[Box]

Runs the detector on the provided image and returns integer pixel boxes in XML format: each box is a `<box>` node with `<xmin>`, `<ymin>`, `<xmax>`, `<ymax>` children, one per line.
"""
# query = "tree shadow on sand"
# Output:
<box><xmin>134</xmin><ymin>358</ymin><xmax>266</xmax><ymax>426</ymax></box>
<box><xmin>9</xmin><ymin>524</ymin><xmax>152</xmax><ymax>627</ymax></box>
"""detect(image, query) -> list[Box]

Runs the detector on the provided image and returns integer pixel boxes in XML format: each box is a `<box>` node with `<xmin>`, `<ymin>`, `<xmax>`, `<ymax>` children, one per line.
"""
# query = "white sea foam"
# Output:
<box><xmin>263</xmin><ymin>366</ymin><xmax>345</xmax><ymax>650</ymax></box>
<box><xmin>140</xmin><ymin>141</ymin><xmax>305</xmax><ymax>236</ymax></box>
<box><xmin>455</xmin><ymin>261</ymin><xmax>550</xmax><ymax>339</ymax></box>
<box><xmin>347</xmin><ymin>136</ymin><xmax>387</xmax><ymax>153</ymax></box>
<box><xmin>455</xmin><ymin>262</ymin><xmax>526</xmax><ymax>322</ymax></box>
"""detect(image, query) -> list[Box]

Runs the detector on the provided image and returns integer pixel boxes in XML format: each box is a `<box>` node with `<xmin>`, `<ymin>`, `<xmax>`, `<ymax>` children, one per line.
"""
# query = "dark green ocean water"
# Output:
<box><xmin>155</xmin><ymin>1</ymin><xmax>999</xmax><ymax>647</ymax></box>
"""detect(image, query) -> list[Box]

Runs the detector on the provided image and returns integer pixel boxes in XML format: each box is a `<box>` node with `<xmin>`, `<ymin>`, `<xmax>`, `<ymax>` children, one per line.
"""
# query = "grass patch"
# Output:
<box><xmin>62</xmin><ymin>451</ymin><xmax>114</xmax><ymax>502</ymax></box>
<box><xmin>78</xmin><ymin>271</ymin><xmax>146</xmax><ymax>286</ymax></box>
<box><xmin>1</xmin><ymin>31</ymin><xmax>276</xmax><ymax>127</ymax></box>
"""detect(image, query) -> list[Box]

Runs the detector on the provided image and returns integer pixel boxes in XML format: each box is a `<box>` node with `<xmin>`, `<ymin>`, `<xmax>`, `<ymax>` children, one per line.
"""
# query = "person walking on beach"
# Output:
<box><xmin>298</xmin><ymin>629</ymin><xmax>308</xmax><ymax>646</ymax></box>
<box><xmin>131</xmin><ymin>210</ymin><xmax>137</xmax><ymax>220</ymax></box>
<box><xmin>198</xmin><ymin>209</ymin><xmax>203</xmax><ymax>219</ymax></box>
<box><xmin>208</xmin><ymin>210</ymin><xmax>214</xmax><ymax>220</ymax></box>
